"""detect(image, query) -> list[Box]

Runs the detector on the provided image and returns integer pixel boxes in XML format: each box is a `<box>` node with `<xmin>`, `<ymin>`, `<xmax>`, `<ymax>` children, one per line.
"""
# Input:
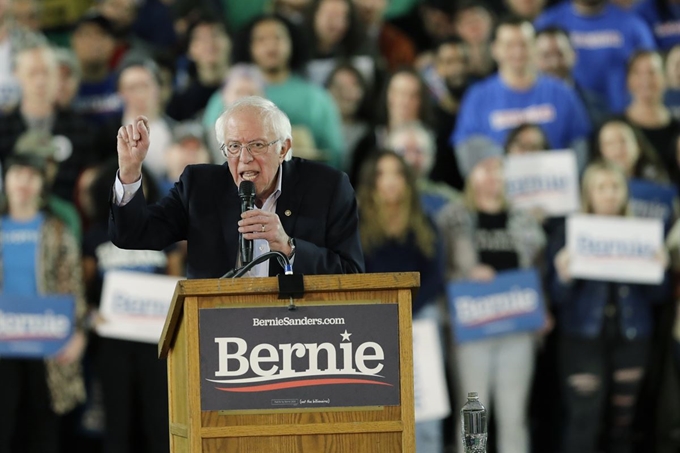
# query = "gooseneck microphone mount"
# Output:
<box><xmin>220</xmin><ymin>251</ymin><xmax>302</xmax><ymax>311</ymax></box>
<box><xmin>220</xmin><ymin>251</ymin><xmax>292</xmax><ymax>279</ymax></box>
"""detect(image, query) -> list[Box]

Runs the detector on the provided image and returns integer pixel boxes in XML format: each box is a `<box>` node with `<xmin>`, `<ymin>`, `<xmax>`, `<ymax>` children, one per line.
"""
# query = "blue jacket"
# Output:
<box><xmin>547</xmin><ymin>221</ymin><xmax>670</xmax><ymax>340</ymax></box>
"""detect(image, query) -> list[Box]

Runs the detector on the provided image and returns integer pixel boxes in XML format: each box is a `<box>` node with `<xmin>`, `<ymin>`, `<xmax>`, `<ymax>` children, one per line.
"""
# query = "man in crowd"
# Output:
<box><xmin>535</xmin><ymin>27</ymin><xmax>608</xmax><ymax>127</ymax></box>
<box><xmin>535</xmin><ymin>0</ymin><xmax>656</xmax><ymax>113</ymax></box>
<box><xmin>452</xmin><ymin>17</ymin><xmax>591</xmax><ymax>173</ymax></box>
<box><xmin>70</xmin><ymin>10</ymin><xmax>123</xmax><ymax>124</ymax></box>
<box><xmin>0</xmin><ymin>0</ymin><xmax>46</xmax><ymax>110</ymax></box>
<box><xmin>0</xmin><ymin>44</ymin><xmax>97</xmax><ymax>202</ymax></box>
<box><xmin>421</xmin><ymin>37</ymin><xmax>470</xmax><ymax>189</ymax></box>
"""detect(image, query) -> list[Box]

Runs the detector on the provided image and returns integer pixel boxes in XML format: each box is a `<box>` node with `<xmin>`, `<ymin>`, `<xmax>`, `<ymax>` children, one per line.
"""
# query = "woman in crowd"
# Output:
<box><xmin>504</xmin><ymin>123</ymin><xmax>551</xmax><ymax>155</ymax></box>
<box><xmin>592</xmin><ymin>118</ymin><xmax>669</xmax><ymax>185</ymax></box>
<box><xmin>436</xmin><ymin>150</ymin><xmax>546</xmax><ymax>453</ymax></box>
<box><xmin>82</xmin><ymin>160</ymin><xmax>184</xmax><ymax>453</ymax></box>
<box><xmin>548</xmin><ymin>161</ymin><xmax>670</xmax><ymax>453</ymax></box>
<box><xmin>349</xmin><ymin>68</ymin><xmax>434</xmax><ymax>185</ymax></box>
<box><xmin>326</xmin><ymin>62</ymin><xmax>374</xmax><ymax>172</ymax></box>
<box><xmin>356</xmin><ymin>149</ymin><xmax>445</xmax><ymax>453</ymax></box>
<box><xmin>0</xmin><ymin>152</ymin><xmax>87</xmax><ymax>453</ymax></box>
<box><xmin>625</xmin><ymin>50</ymin><xmax>680</xmax><ymax>186</ymax></box>
<box><xmin>166</xmin><ymin>16</ymin><xmax>232</xmax><ymax>122</ymax></box>
<box><xmin>304</xmin><ymin>0</ymin><xmax>373</xmax><ymax>86</ymax></box>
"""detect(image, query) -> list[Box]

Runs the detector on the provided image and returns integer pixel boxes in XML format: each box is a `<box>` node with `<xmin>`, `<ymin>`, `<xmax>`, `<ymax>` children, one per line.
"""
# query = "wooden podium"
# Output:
<box><xmin>158</xmin><ymin>272</ymin><xmax>419</xmax><ymax>453</ymax></box>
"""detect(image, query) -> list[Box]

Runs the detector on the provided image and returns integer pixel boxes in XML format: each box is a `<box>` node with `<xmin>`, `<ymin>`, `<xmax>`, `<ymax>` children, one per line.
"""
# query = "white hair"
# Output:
<box><xmin>214</xmin><ymin>96</ymin><xmax>293</xmax><ymax>157</ymax></box>
<box><xmin>221</xmin><ymin>63</ymin><xmax>265</xmax><ymax>93</ymax></box>
<box><xmin>387</xmin><ymin>121</ymin><xmax>437</xmax><ymax>176</ymax></box>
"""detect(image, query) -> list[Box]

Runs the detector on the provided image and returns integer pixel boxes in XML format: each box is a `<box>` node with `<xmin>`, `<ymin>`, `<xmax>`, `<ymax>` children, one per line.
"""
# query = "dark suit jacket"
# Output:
<box><xmin>109</xmin><ymin>158</ymin><xmax>365</xmax><ymax>278</ymax></box>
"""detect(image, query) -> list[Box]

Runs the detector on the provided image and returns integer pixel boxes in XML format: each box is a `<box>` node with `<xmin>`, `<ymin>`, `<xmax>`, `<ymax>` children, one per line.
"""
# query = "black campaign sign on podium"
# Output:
<box><xmin>198</xmin><ymin>304</ymin><xmax>401</xmax><ymax>412</ymax></box>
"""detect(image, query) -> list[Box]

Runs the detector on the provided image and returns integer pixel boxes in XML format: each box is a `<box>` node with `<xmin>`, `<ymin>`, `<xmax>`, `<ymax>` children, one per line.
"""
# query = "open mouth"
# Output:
<box><xmin>240</xmin><ymin>171</ymin><xmax>259</xmax><ymax>181</ymax></box>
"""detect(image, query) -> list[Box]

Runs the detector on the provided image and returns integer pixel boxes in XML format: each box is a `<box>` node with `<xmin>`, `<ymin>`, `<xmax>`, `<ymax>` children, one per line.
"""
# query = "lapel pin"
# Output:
<box><xmin>284</xmin><ymin>210</ymin><xmax>292</xmax><ymax>217</ymax></box>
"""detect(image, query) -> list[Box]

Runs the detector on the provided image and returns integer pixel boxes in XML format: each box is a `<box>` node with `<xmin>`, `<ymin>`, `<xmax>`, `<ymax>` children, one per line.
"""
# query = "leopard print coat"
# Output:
<box><xmin>0</xmin><ymin>215</ymin><xmax>87</xmax><ymax>414</ymax></box>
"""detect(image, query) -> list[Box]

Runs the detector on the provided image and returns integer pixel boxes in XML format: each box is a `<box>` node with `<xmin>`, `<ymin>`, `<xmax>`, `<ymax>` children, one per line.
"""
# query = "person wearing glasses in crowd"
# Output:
<box><xmin>109</xmin><ymin>95</ymin><xmax>364</xmax><ymax>278</ymax></box>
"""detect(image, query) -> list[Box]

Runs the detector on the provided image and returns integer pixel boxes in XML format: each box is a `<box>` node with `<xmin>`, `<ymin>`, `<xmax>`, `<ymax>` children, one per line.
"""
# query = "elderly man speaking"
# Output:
<box><xmin>110</xmin><ymin>96</ymin><xmax>364</xmax><ymax>278</ymax></box>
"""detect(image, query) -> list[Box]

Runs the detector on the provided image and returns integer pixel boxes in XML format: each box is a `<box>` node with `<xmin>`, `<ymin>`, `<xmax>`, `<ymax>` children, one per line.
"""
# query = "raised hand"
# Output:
<box><xmin>117</xmin><ymin>115</ymin><xmax>150</xmax><ymax>184</ymax></box>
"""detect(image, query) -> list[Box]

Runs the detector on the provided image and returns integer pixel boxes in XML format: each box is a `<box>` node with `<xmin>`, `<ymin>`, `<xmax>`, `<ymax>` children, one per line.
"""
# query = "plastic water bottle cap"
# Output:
<box><xmin>468</xmin><ymin>392</ymin><xmax>478</xmax><ymax>398</ymax></box>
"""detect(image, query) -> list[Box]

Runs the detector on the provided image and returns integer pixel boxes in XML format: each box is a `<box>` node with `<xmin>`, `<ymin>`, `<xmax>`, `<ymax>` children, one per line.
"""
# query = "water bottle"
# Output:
<box><xmin>461</xmin><ymin>392</ymin><xmax>487</xmax><ymax>453</ymax></box>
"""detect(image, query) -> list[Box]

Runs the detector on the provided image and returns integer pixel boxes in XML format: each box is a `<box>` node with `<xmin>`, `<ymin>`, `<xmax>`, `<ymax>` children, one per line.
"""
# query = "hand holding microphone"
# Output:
<box><xmin>237</xmin><ymin>190</ymin><xmax>293</xmax><ymax>260</ymax></box>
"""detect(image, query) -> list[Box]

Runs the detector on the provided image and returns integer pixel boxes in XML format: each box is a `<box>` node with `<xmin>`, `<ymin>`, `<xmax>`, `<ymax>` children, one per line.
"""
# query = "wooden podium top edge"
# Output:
<box><xmin>158</xmin><ymin>272</ymin><xmax>420</xmax><ymax>358</ymax></box>
<box><xmin>176</xmin><ymin>271</ymin><xmax>420</xmax><ymax>296</ymax></box>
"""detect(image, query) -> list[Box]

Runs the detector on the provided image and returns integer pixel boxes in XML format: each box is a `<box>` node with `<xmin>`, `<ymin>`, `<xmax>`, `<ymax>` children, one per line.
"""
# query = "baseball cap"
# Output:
<box><xmin>5</xmin><ymin>153</ymin><xmax>48</xmax><ymax>174</ymax></box>
<box><xmin>13</xmin><ymin>130</ymin><xmax>59</xmax><ymax>161</ymax></box>
<box><xmin>173</xmin><ymin>121</ymin><xmax>206</xmax><ymax>145</ymax></box>
<box><xmin>456</xmin><ymin>135</ymin><xmax>504</xmax><ymax>178</ymax></box>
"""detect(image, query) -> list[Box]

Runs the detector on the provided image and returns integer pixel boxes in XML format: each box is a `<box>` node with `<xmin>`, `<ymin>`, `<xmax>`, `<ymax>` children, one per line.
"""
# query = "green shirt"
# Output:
<box><xmin>220</xmin><ymin>0</ymin><xmax>271</xmax><ymax>32</ymax></box>
<box><xmin>49</xmin><ymin>196</ymin><xmax>82</xmax><ymax>242</ymax></box>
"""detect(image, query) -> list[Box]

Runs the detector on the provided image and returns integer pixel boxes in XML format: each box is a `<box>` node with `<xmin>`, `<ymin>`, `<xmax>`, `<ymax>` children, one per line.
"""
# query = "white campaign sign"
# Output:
<box><xmin>504</xmin><ymin>150</ymin><xmax>580</xmax><ymax>216</ymax></box>
<box><xmin>567</xmin><ymin>214</ymin><xmax>664</xmax><ymax>284</ymax></box>
<box><xmin>413</xmin><ymin>318</ymin><xmax>451</xmax><ymax>422</ymax></box>
<box><xmin>96</xmin><ymin>270</ymin><xmax>182</xmax><ymax>344</ymax></box>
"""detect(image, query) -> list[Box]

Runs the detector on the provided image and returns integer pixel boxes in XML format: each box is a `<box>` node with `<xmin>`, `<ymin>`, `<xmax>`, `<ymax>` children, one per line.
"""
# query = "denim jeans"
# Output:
<box><xmin>558</xmin><ymin>335</ymin><xmax>649</xmax><ymax>453</ymax></box>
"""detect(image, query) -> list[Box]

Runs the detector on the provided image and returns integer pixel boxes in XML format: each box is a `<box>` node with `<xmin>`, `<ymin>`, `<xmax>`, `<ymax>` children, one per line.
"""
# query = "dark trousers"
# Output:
<box><xmin>96</xmin><ymin>338</ymin><xmax>169</xmax><ymax>453</ymax></box>
<box><xmin>559</xmin><ymin>335</ymin><xmax>649</xmax><ymax>453</ymax></box>
<box><xmin>0</xmin><ymin>359</ymin><xmax>60</xmax><ymax>453</ymax></box>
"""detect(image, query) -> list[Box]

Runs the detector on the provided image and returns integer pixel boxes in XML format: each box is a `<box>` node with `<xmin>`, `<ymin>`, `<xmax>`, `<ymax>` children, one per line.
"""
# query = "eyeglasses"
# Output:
<box><xmin>220</xmin><ymin>139</ymin><xmax>281</xmax><ymax>158</ymax></box>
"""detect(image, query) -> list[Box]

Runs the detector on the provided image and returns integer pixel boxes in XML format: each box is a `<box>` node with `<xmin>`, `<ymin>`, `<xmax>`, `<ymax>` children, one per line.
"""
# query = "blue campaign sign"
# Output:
<box><xmin>447</xmin><ymin>269</ymin><xmax>546</xmax><ymax>343</ymax></box>
<box><xmin>0</xmin><ymin>295</ymin><xmax>75</xmax><ymax>358</ymax></box>
<box><xmin>628</xmin><ymin>179</ymin><xmax>677</xmax><ymax>233</ymax></box>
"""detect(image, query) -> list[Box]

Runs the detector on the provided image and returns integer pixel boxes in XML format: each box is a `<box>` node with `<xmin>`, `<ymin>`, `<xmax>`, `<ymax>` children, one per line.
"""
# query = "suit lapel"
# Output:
<box><xmin>273</xmin><ymin>161</ymin><xmax>302</xmax><ymax>275</ymax></box>
<box><xmin>276</xmin><ymin>160</ymin><xmax>302</xmax><ymax>237</ymax></box>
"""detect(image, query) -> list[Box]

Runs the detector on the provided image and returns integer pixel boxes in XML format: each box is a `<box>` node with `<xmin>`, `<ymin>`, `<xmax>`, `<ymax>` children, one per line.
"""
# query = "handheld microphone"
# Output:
<box><xmin>238</xmin><ymin>180</ymin><xmax>256</xmax><ymax>266</ymax></box>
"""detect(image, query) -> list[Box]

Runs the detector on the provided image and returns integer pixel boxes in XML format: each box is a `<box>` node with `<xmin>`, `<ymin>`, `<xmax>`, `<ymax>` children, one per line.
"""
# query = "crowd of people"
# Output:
<box><xmin>3</xmin><ymin>0</ymin><xmax>680</xmax><ymax>452</ymax></box>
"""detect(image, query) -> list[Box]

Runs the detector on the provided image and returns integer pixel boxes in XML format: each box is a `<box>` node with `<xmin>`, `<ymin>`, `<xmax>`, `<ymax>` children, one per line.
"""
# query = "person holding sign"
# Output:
<box><xmin>548</xmin><ymin>161</ymin><xmax>670</xmax><ymax>453</ymax></box>
<box><xmin>0</xmin><ymin>151</ymin><xmax>87</xmax><ymax>453</ymax></box>
<box><xmin>436</xmin><ymin>152</ymin><xmax>547</xmax><ymax>453</ymax></box>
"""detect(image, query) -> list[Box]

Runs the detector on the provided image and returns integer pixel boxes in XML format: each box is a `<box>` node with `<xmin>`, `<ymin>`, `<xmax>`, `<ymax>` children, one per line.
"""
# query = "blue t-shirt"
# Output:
<box><xmin>72</xmin><ymin>73</ymin><xmax>123</xmax><ymax>125</ymax></box>
<box><xmin>1</xmin><ymin>214</ymin><xmax>44</xmax><ymax>296</ymax></box>
<box><xmin>634</xmin><ymin>0</ymin><xmax>680</xmax><ymax>49</ymax></box>
<box><xmin>452</xmin><ymin>74</ymin><xmax>591</xmax><ymax>149</ymax></box>
<box><xmin>535</xmin><ymin>2</ymin><xmax>656</xmax><ymax>113</ymax></box>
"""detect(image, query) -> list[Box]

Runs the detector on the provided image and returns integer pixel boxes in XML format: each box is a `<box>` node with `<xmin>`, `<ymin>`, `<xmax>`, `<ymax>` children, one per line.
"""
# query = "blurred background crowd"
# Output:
<box><xmin>4</xmin><ymin>0</ymin><xmax>680</xmax><ymax>452</ymax></box>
